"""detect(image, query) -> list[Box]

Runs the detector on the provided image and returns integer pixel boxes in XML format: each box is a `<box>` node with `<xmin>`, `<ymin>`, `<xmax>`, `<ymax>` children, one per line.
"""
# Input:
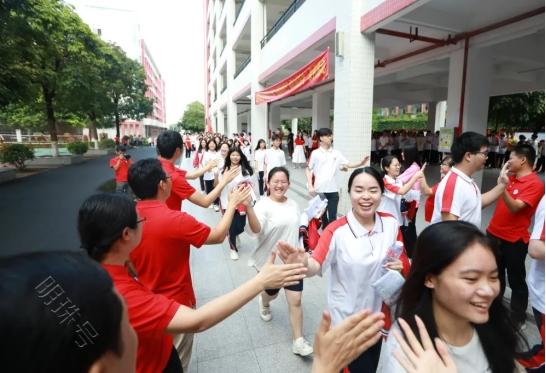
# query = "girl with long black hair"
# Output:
<box><xmin>219</xmin><ymin>147</ymin><xmax>255</xmax><ymax>260</ymax></box>
<box><xmin>380</xmin><ymin>221</ymin><xmax>525</xmax><ymax>373</ymax></box>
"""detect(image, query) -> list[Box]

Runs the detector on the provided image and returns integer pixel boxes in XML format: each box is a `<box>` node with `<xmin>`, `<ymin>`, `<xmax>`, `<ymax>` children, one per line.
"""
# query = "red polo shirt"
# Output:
<box><xmin>487</xmin><ymin>172</ymin><xmax>544</xmax><ymax>243</ymax></box>
<box><xmin>159</xmin><ymin>158</ymin><xmax>196</xmax><ymax>211</ymax></box>
<box><xmin>102</xmin><ymin>264</ymin><xmax>179</xmax><ymax>373</ymax></box>
<box><xmin>130</xmin><ymin>200</ymin><xmax>211</xmax><ymax>306</ymax></box>
<box><xmin>109</xmin><ymin>157</ymin><xmax>131</xmax><ymax>182</ymax></box>
<box><xmin>424</xmin><ymin>183</ymin><xmax>439</xmax><ymax>223</ymax></box>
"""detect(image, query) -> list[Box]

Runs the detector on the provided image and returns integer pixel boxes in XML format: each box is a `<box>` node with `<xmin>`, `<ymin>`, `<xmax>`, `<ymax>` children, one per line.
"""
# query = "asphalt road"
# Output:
<box><xmin>0</xmin><ymin>147</ymin><xmax>157</xmax><ymax>256</ymax></box>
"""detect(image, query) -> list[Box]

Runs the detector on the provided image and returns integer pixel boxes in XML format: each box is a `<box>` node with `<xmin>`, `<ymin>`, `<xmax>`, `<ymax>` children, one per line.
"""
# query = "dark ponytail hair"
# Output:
<box><xmin>267</xmin><ymin>166</ymin><xmax>290</xmax><ymax>182</ymax></box>
<box><xmin>381</xmin><ymin>155</ymin><xmax>398</xmax><ymax>176</ymax></box>
<box><xmin>396</xmin><ymin>221</ymin><xmax>522</xmax><ymax>373</ymax></box>
<box><xmin>78</xmin><ymin>193</ymin><xmax>137</xmax><ymax>262</ymax></box>
<box><xmin>348</xmin><ymin>167</ymin><xmax>384</xmax><ymax>193</ymax></box>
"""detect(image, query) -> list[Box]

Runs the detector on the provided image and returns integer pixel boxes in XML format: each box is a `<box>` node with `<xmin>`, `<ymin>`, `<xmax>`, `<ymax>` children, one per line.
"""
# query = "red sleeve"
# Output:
<box><xmin>109</xmin><ymin>158</ymin><xmax>116</xmax><ymax>168</ymax></box>
<box><xmin>441</xmin><ymin>172</ymin><xmax>458</xmax><ymax>213</ymax></box>
<box><xmin>171</xmin><ymin>212</ymin><xmax>211</xmax><ymax>248</ymax></box>
<box><xmin>383</xmin><ymin>178</ymin><xmax>400</xmax><ymax>194</ymax></box>
<box><xmin>515</xmin><ymin>179</ymin><xmax>544</xmax><ymax>208</ymax></box>
<box><xmin>312</xmin><ymin>217</ymin><xmax>346</xmax><ymax>264</ymax></box>
<box><xmin>172</xmin><ymin>172</ymin><xmax>196</xmax><ymax>200</ymax></box>
<box><xmin>397</xmin><ymin>228</ymin><xmax>411</xmax><ymax>277</ymax></box>
<box><xmin>120</xmin><ymin>280</ymin><xmax>179</xmax><ymax>338</ymax></box>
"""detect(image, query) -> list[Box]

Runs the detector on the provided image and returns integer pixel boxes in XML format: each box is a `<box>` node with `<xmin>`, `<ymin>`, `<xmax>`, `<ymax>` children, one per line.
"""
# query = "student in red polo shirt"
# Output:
<box><xmin>487</xmin><ymin>144</ymin><xmax>544</xmax><ymax>327</ymax></box>
<box><xmin>127</xmin><ymin>158</ymin><xmax>255</xmax><ymax>371</ymax></box>
<box><xmin>156</xmin><ymin>131</ymin><xmax>238</xmax><ymax>211</ymax></box>
<box><xmin>109</xmin><ymin>146</ymin><xmax>132</xmax><ymax>194</ymax></box>
<box><xmin>78</xmin><ymin>192</ymin><xmax>307</xmax><ymax>373</ymax></box>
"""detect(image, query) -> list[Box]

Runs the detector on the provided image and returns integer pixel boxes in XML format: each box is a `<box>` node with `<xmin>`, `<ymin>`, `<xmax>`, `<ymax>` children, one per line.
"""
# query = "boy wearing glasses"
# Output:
<box><xmin>431</xmin><ymin>131</ymin><xmax>509</xmax><ymax>227</ymax></box>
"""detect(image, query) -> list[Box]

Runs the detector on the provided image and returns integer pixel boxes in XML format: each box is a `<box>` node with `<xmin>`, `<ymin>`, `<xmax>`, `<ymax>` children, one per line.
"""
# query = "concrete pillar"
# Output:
<box><xmin>435</xmin><ymin>101</ymin><xmax>446</xmax><ymax>131</ymax></box>
<box><xmin>312</xmin><ymin>92</ymin><xmax>330</xmax><ymax>132</ymax></box>
<box><xmin>226</xmin><ymin>0</ymin><xmax>238</xmax><ymax>137</ymax></box>
<box><xmin>16</xmin><ymin>129</ymin><xmax>22</xmax><ymax>143</ymax></box>
<box><xmin>250</xmin><ymin>0</ymin><xmax>267</xmax><ymax>147</ymax></box>
<box><xmin>446</xmin><ymin>47</ymin><xmax>492</xmax><ymax>134</ymax></box>
<box><xmin>332</xmin><ymin>0</ymin><xmax>376</xmax><ymax>215</ymax></box>
<box><xmin>291</xmin><ymin>118</ymin><xmax>298</xmax><ymax>134</ymax></box>
<box><xmin>426</xmin><ymin>102</ymin><xmax>437</xmax><ymax>131</ymax></box>
<box><xmin>269</xmin><ymin>105</ymin><xmax>280</xmax><ymax>134</ymax></box>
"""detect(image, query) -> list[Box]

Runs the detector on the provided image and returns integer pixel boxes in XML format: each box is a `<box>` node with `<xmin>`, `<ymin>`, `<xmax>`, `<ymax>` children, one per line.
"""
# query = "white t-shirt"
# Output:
<box><xmin>264</xmin><ymin>148</ymin><xmax>286</xmax><ymax>173</ymax></box>
<box><xmin>202</xmin><ymin>150</ymin><xmax>222</xmax><ymax>181</ymax></box>
<box><xmin>379</xmin><ymin>326</ymin><xmax>491</xmax><ymax>373</ymax></box>
<box><xmin>310</xmin><ymin>210</ymin><xmax>403</xmax><ymax>326</ymax></box>
<box><xmin>218</xmin><ymin>167</ymin><xmax>253</xmax><ymax>208</ymax></box>
<box><xmin>379</xmin><ymin>175</ymin><xmax>403</xmax><ymax>225</ymax></box>
<box><xmin>431</xmin><ymin>167</ymin><xmax>482</xmax><ymax>227</ymax></box>
<box><xmin>254</xmin><ymin>149</ymin><xmax>266</xmax><ymax>172</ymax></box>
<box><xmin>246</xmin><ymin>197</ymin><xmax>300</xmax><ymax>268</ymax></box>
<box><xmin>528</xmin><ymin>195</ymin><xmax>545</xmax><ymax>313</ymax></box>
<box><xmin>308</xmin><ymin>147</ymin><xmax>349</xmax><ymax>193</ymax></box>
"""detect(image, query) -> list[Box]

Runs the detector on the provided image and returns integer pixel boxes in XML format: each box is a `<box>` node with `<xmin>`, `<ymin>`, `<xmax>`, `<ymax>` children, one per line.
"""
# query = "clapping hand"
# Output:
<box><xmin>276</xmin><ymin>240</ymin><xmax>308</xmax><ymax>267</ymax></box>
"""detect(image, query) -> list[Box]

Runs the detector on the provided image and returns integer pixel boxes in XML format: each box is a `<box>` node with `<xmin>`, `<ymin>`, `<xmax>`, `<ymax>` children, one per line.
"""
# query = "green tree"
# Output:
<box><xmin>103</xmin><ymin>45</ymin><xmax>154</xmax><ymax>139</ymax></box>
<box><xmin>488</xmin><ymin>92</ymin><xmax>545</xmax><ymax>132</ymax></box>
<box><xmin>178</xmin><ymin>101</ymin><xmax>205</xmax><ymax>132</ymax></box>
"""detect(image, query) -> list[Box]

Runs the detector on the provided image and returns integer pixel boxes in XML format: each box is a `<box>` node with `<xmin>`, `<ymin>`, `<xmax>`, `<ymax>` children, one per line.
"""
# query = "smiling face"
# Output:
<box><xmin>220</xmin><ymin>144</ymin><xmax>229</xmax><ymax>158</ymax></box>
<box><xmin>267</xmin><ymin>170</ymin><xmax>289</xmax><ymax>201</ymax></box>
<box><xmin>384</xmin><ymin>157</ymin><xmax>401</xmax><ymax>178</ymax></box>
<box><xmin>349</xmin><ymin>172</ymin><xmax>382</xmax><ymax>221</ymax></box>
<box><xmin>208</xmin><ymin>141</ymin><xmax>217</xmax><ymax>151</ymax></box>
<box><xmin>229</xmin><ymin>150</ymin><xmax>241</xmax><ymax>165</ymax></box>
<box><xmin>427</xmin><ymin>242</ymin><xmax>500</xmax><ymax>326</ymax></box>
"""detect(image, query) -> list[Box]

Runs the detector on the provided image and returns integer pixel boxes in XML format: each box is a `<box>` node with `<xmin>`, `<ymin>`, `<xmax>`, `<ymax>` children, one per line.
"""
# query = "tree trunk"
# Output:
<box><xmin>115</xmin><ymin>110</ymin><xmax>120</xmax><ymax>140</ymax></box>
<box><xmin>43</xmin><ymin>85</ymin><xmax>59</xmax><ymax>157</ymax></box>
<box><xmin>88</xmin><ymin>112</ymin><xmax>99</xmax><ymax>149</ymax></box>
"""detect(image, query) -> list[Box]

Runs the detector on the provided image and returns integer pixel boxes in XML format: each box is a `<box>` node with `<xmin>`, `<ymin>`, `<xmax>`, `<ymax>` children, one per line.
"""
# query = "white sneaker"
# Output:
<box><xmin>213</xmin><ymin>205</ymin><xmax>220</xmax><ymax>212</ymax></box>
<box><xmin>292</xmin><ymin>337</ymin><xmax>313</xmax><ymax>357</ymax></box>
<box><xmin>258</xmin><ymin>295</ymin><xmax>272</xmax><ymax>321</ymax></box>
<box><xmin>230</xmin><ymin>250</ymin><xmax>239</xmax><ymax>260</ymax></box>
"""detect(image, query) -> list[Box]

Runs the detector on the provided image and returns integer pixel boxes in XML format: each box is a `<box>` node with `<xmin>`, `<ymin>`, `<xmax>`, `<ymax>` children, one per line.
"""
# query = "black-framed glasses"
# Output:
<box><xmin>136</xmin><ymin>217</ymin><xmax>147</xmax><ymax>225</ymax></box>
<box><xmin>473</xmin><ymin>151</ymin><xmax>489</xmax><ymax>158</ymax></box>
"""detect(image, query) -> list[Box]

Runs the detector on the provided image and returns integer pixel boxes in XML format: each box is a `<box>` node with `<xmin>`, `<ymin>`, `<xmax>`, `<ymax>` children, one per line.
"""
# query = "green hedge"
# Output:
<box><xmin>1</xmin><ymin>144</ymin><xmax>35</xmax><ymax>170</ymax></box>
<box><xmin>67</xmin><ymin>141</ymin><xmax>89</xmax><ymax>155</ymax></box>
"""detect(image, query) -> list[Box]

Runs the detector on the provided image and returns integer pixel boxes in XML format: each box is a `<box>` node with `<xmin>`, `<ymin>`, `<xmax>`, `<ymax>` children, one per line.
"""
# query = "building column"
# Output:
<box><xmin>435</xmin><ymin>101</ymin><xmax>446</xmax><ymax>131</ymax></box>
<box><xmin>426</xmin><ymin>101</ymin><xmax>437</xmax><ymax>131</ymax></box>
<box><xmin>446</xmin><ymin>47</ymin><xmax>492</xmax><ymax>134</ymax></box>
<box><xmin>269</xmin><ymin>105</ymin><xmax>280</xmax><ymax>134</ymax></box>
<box><xmin>291</xmin><ymin>118</ymin><xmax>298</xmax><ymax>134</ymax></box>
<box><xmin>332</xmin><ymin>0</ymin><xmax>376</xmax><ymax>215</ymax></box>
<box><xmin>446</xmin><ymin>46</ymin><xmax>493</xmax><ymax>187</ymax></box>
<box><xmin>312</xmin><ymin>92</ymin><xmax>330</xmax><ymax>132</ymax></box>
<box><xmin>250</xmin><ymin>0</ymin><xmax>267</xmax><ymax>146</ymax></box>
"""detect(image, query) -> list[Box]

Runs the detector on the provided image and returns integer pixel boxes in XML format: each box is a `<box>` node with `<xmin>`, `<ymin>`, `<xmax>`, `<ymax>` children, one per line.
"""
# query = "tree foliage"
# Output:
<box><xmin>0</xmin><ymin>0</ymin><xmax>153</xmax><ymax>153</ymax></box>
<box><xmin>488</xmin><ymin>92</ymin><xmax>544</xmax><ymax>132</ymax></box>
<box><xmin>177</xmin><ymin>101</ymin><xmax>205</xmax><ymax>132</ymax></box>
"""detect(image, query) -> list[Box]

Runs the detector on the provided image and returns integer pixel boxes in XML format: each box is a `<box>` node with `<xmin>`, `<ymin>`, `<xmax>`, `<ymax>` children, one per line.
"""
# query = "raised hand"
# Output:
<box><xmin>361</xmin><ymin>155</ymin><xmax>370</xmax><ymax>166</ymax></box>
<box><xmin>204</xmin><ymin>159</ymin><xmax>219</xmax><ymax>171</ymax></box>
<box><xmin>228</xmin><ymin>184</ymin><xmax>251</xmax><ymax>209</ymax></box>
<box><xmin>497</xmin><ymin>162</ymin><xmax>510</xmax><ymax>185</ymax></box>
<box><xmin>393</xmin><ymin>316</ymin><xmax>457</xmax><ymax>373</ymax></box>
<box><xmin>312</xmin><ymin>310</ymin><xmax>385</xmax><ymax>373</ymax></box>
<box><xmin>276</xmin><ymin>240</ymin><xmax>307</xmax><ymax>266</ymax></box>
<box><xmin>257</xmin><ymin>252</ymin><xmax>307</xmax><ymax>289</ymax></box>
<box><xmin>224</xmin><ymin>165</ymin><xmax>240</xmax><ymax>183</ymax></box>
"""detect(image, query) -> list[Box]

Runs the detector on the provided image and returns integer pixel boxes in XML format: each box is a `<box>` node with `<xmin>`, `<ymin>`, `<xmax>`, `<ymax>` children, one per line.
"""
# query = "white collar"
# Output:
<box><xmin>346</xmin><ymin>210</ymin><xmax>384</xmax><ymax>238</ymax></box>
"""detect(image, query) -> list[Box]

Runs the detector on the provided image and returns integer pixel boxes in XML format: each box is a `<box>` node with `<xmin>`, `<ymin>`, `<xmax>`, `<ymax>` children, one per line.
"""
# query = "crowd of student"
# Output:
<box><xmin>1</xmin><ymin>127</ymin><xmax>544</xmax><ymax>373</ymax></box>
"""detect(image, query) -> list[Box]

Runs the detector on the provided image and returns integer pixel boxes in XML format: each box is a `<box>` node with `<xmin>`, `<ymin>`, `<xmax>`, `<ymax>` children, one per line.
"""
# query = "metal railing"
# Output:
<box><xmin>234</xmin><ymin>55</ymin><xmax>251</xmax><ymax>78</ymax></box>
<box><xmin>234</xmin><ymin>0</ymin><xmax>246</xmax><ymax>24</ymax></box>
<box><xmin>260</xmin><ymin>0</ymin><xmax>305</xmax><ymax>48</ymax></box>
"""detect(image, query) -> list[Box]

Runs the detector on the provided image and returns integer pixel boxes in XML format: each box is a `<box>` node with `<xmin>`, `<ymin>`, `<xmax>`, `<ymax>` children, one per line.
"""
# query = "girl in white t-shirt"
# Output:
<box><xmin>380</xmin><ymin>221</ymin><xmax>524</xmax><ymax>373</ymax></box>
<box><xmin>219</xmin><ymin>147</ymin><xmax>254</xmax><ymax>260</ymax></box>
<box><xmin>202</xmin><ymin>139</ymin><xmax>222</xmax><ymax>211</ymax></box>
<box><xmin>246</xmin><ymin>167</ymin><xmax>313</xmax><ymax>357</ymax></box>
<box><xmin>253</xmin><ymin>139</ymin><xmax>267</xmax><ymax>196</ymax></box>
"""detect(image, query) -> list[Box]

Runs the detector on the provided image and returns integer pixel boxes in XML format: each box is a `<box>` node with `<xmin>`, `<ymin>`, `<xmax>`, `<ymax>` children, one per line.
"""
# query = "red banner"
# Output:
<box><xmin>255</xmin><ymin>49</ymin><xmax>329</xmax><ymax>105</ymax></box>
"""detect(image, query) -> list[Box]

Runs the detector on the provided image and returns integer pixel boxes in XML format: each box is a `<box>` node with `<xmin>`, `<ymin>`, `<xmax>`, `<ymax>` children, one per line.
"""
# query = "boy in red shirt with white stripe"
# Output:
<box><xmin>109</xmin><ymin>146</ymin><xmax>132</xmax><ymax>193</ymax></box>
